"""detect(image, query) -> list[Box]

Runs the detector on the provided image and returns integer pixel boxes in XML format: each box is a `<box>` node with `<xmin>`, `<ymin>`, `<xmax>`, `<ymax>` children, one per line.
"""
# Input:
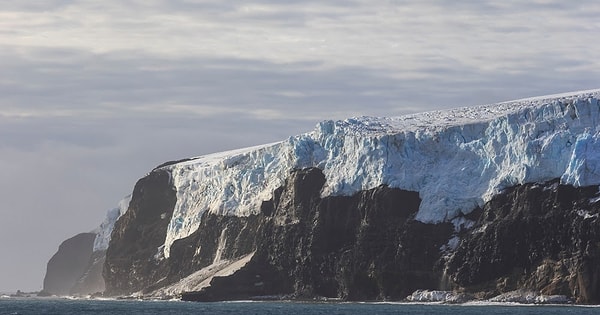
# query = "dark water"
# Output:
<box><xmin>1</xmin><ymin>298</ymin><xmax>599</xmax><ymax>315</ymax></box>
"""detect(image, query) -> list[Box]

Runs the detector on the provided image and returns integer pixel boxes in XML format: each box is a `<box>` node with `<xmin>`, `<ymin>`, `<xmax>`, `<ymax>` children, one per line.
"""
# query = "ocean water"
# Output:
<box><xmin>1</xmin><ymin>299</ymin><xmax>600</xmax><ymax>315</ymax></box>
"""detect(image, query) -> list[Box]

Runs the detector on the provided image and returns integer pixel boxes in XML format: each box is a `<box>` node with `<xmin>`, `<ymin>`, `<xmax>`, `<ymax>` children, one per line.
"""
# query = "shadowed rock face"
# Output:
<box><xmin>104</xmin><ymin>167</ymin><xmax>452</xmax><ymax>300</ymax></box>
<box><xmin>104</xmin><ymin>169</ymin><xmax>176</xmax><ymax>295</ymax></box>
<box><xmin>102</xmin><ymin>167</ymin><xmax>600</xmax><ymax>303</ymax></box>
<box><xmin>248</xmin><ymin>167</ymin><xmax>454</xmax><ymax>301</ymax></box>
<box><xmin>70</xmin><ymin>250</ymin><xmax>106</xmax><ymax>295</ymax></box>
<box><xmin>446</xmin><ymin>180</ymin><xmax>600</xmax><ymax>303</ymax></box>
<box><xmin>43</xmin><ymin>233</ymin><xmax>96</xmax><ymax>295</ymax></box>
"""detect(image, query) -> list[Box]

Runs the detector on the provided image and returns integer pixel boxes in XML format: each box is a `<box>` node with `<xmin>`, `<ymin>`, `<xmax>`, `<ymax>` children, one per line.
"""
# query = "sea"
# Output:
<box><xmin>1</xmin><ymin>298</ymin><xmax>600</xmax><ymax>315</ymax></box>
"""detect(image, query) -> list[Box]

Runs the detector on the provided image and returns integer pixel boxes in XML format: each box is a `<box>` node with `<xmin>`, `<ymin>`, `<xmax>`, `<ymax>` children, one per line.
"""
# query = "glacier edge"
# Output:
<box><xmin>145</xmin><ymin>90</ymin><xmax>600</xmax><ymax>258</ymax></box>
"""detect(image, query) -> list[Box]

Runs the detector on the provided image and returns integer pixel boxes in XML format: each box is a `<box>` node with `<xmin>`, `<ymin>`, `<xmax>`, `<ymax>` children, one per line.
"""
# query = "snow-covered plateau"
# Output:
<box><xmin>95</xmin><ymin>89</ymin><xmax>600</xmax><ymax>258</ymax></box>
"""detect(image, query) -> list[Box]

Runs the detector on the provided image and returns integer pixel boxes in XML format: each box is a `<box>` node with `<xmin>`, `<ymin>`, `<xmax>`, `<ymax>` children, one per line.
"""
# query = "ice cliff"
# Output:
<box><xmin>142</xmin><ymin>89</ymin><xmax>600</xmax><ymax>258</ymax></box>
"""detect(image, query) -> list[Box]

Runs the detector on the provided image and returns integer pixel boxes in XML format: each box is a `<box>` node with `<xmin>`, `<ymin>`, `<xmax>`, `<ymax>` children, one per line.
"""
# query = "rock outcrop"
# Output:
<box><xmin>42</xmin><ymin>232</ymin><xmax>103</xmax><ymax>295</ymax></box>
<box><xmin>104</xmin><ymin>169</ymin><xmax>176</xmax><ymax>295</ymax></box>
<box><xmin>69</xmin><ymin>250</ymin><xmax>106</xmax><ymax>295</ymax></box>
<box><xmin>446</xmin><ymin>180</ymin><xmax>600</xmax><ymax>303</ymax></box>
<box><xmin>255</xmin><ymin>168</ymin><xmax>452</xmax><ymax>300</ymax></box>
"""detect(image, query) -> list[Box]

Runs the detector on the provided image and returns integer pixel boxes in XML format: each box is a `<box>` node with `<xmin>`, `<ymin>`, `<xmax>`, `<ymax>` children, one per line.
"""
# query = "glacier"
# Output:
<box><xmin>93</xmin><ymin>194</ymin><xmax>131</xmax><ymax>252</ymax></box>
<box><xmin>97</xmin><ymin>89</ymin><xmax>600</xmax><ymax>258</ymax></box>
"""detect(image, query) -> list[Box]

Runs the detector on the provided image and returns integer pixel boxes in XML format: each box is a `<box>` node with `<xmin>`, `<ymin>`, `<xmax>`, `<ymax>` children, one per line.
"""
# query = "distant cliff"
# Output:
<box><xmin>41</xmin><ymin>233</ymin><xmax>104</xmax><ymax>296</ymax></box>
<box><xmin>44</xmin><ymin>89</ymin><xmax>600</xmax><ymax>303</ymax></box>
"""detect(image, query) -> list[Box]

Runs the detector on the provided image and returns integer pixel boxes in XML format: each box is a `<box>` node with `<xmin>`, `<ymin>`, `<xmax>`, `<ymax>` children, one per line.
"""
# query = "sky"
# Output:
<box><xmin>1</xmin><ymin>0</ymin><xmax>599</xmax><ymax>292</ymax></box>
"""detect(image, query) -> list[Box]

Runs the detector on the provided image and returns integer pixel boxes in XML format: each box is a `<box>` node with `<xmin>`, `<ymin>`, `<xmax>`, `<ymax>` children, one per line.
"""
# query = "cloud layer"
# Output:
<box><xmin>1</xmin><ymin>0</ymin><xmax>599</xmax><ymax>292</ymax></box>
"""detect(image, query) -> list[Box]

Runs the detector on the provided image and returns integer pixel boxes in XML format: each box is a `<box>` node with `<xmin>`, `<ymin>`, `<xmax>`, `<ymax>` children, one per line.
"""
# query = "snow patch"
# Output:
<box><xmin>451</xmin><ymin>217</ymin><xmax>475</xmax><ymax>232</ymax></box>
<box><xmin>406</xmin><ymin>290</ymin><xmax>471</xmax><ymax>303</ymax></box>
<box><xmin>440</xmin><ymin>236</ymin><xmax>460</xmax><ymax>252</ymax></box>
<box><xmin>407</xmin><ymin>289</ymin><xmax>570</xmax><ymax>304</ymax></box>
<box><xmin>406</xmin><ymin>290</ymin><xmax>453</xmax><ymax>302</ymax></box>
<box><xmin>576</xmin><ymin>209</ymin><xmax>599</xmax><ymax>220</ymax></box>
<box><xmin>488</xmin><ymin>290</ymin><xmax>569</xmax><ymax>304</ymax></box>
<box><xmin>589</xmin><ymin>195</ymin><xmax>600</xmax><ymax>204</ymax></box>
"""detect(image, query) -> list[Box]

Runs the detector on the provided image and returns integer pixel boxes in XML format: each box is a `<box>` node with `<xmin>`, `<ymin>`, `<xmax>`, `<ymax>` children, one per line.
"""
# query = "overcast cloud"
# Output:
<box><xmin>1</xmin><ymin>0</ymin><xmax>599</xmax><ymax>292</ymax></box>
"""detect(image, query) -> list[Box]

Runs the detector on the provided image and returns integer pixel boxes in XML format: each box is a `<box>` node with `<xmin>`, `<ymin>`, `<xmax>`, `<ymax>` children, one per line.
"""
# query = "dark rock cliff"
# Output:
<box><xmin>70</xmin><ymin>250</ymin><xmax>106</xmax><ymax>295</ymax></box>
<box><xmin>42</xmin><ymin>233</ymin><xmax>98</xmax><ymax>295</ymax></box>
<box><xmin>104</xmin><ymin>167</ymin><xmax>453</xmax><ymax>300</ymax></box>
<box><xmin>104</xmin><ymin>169</ymin><xmax>176</xmax><ymax>295</ymax></box>
<box><xmin>247</xmin><ymin>168</ymin><xmax>453</xmax><ymax>301</ymax></box>
<box><xmin>184</xmin><ymin>167</ymin><xmax>454</xmax><ymax>301</ymax></box>
<box><xmin>446</xmin><ymin>180</ymin><xmax>600</xmax><ymax>303</ymax></box>
<box><xmin>101</xmin><ymin>168</ymin><xmax>600</xmax><ymax>303</ymax></box>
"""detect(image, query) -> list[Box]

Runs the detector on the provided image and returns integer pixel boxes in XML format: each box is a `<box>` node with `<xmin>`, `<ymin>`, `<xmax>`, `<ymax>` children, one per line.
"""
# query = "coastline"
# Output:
<box><xmin>4</xmin><ymin>293</ymin><xmax>600</xmax><ymax>308</ymax></box>
<box><xmin>5</xmin><ymin>289</ymin><xmax>596</xmax><ymax>307</ymax></box>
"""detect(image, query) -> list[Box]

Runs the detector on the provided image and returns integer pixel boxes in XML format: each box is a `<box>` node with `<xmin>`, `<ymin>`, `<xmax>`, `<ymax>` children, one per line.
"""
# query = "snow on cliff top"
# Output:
<box><xmin>330</xmin><ymin>89</ymin><xmax>600</xmax><ymax>135</ymax></box>
<box><xmin>106</xmin><ymin>89</ymin><xmax>600</xmax><ymax>258</ymax></box>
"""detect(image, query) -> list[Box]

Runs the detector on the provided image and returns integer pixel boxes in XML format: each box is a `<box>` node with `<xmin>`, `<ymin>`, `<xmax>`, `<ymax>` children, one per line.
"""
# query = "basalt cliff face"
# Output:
<box><xmin>103</xmin><ymin>168</ymin><xmax>600</xmax><ymax>303</ymax></box>
<box><xmin>105</xmin><ymin>167</ymin><xmax>453</xmax><ymax>301</ymax></box>
<box><xmin>446</xmin><ymin>180</ymin><xmax>600</xmax><ymax>303</ymax></box>
<box><xmin>103</xmin><ymin>169</ymin><xmax>176</xmax><ymax>295</ymax></box>
<box><xmin>45</xmin><ymin>90</ymin><xmax>600</xmax><ymax>302</ymax></box>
